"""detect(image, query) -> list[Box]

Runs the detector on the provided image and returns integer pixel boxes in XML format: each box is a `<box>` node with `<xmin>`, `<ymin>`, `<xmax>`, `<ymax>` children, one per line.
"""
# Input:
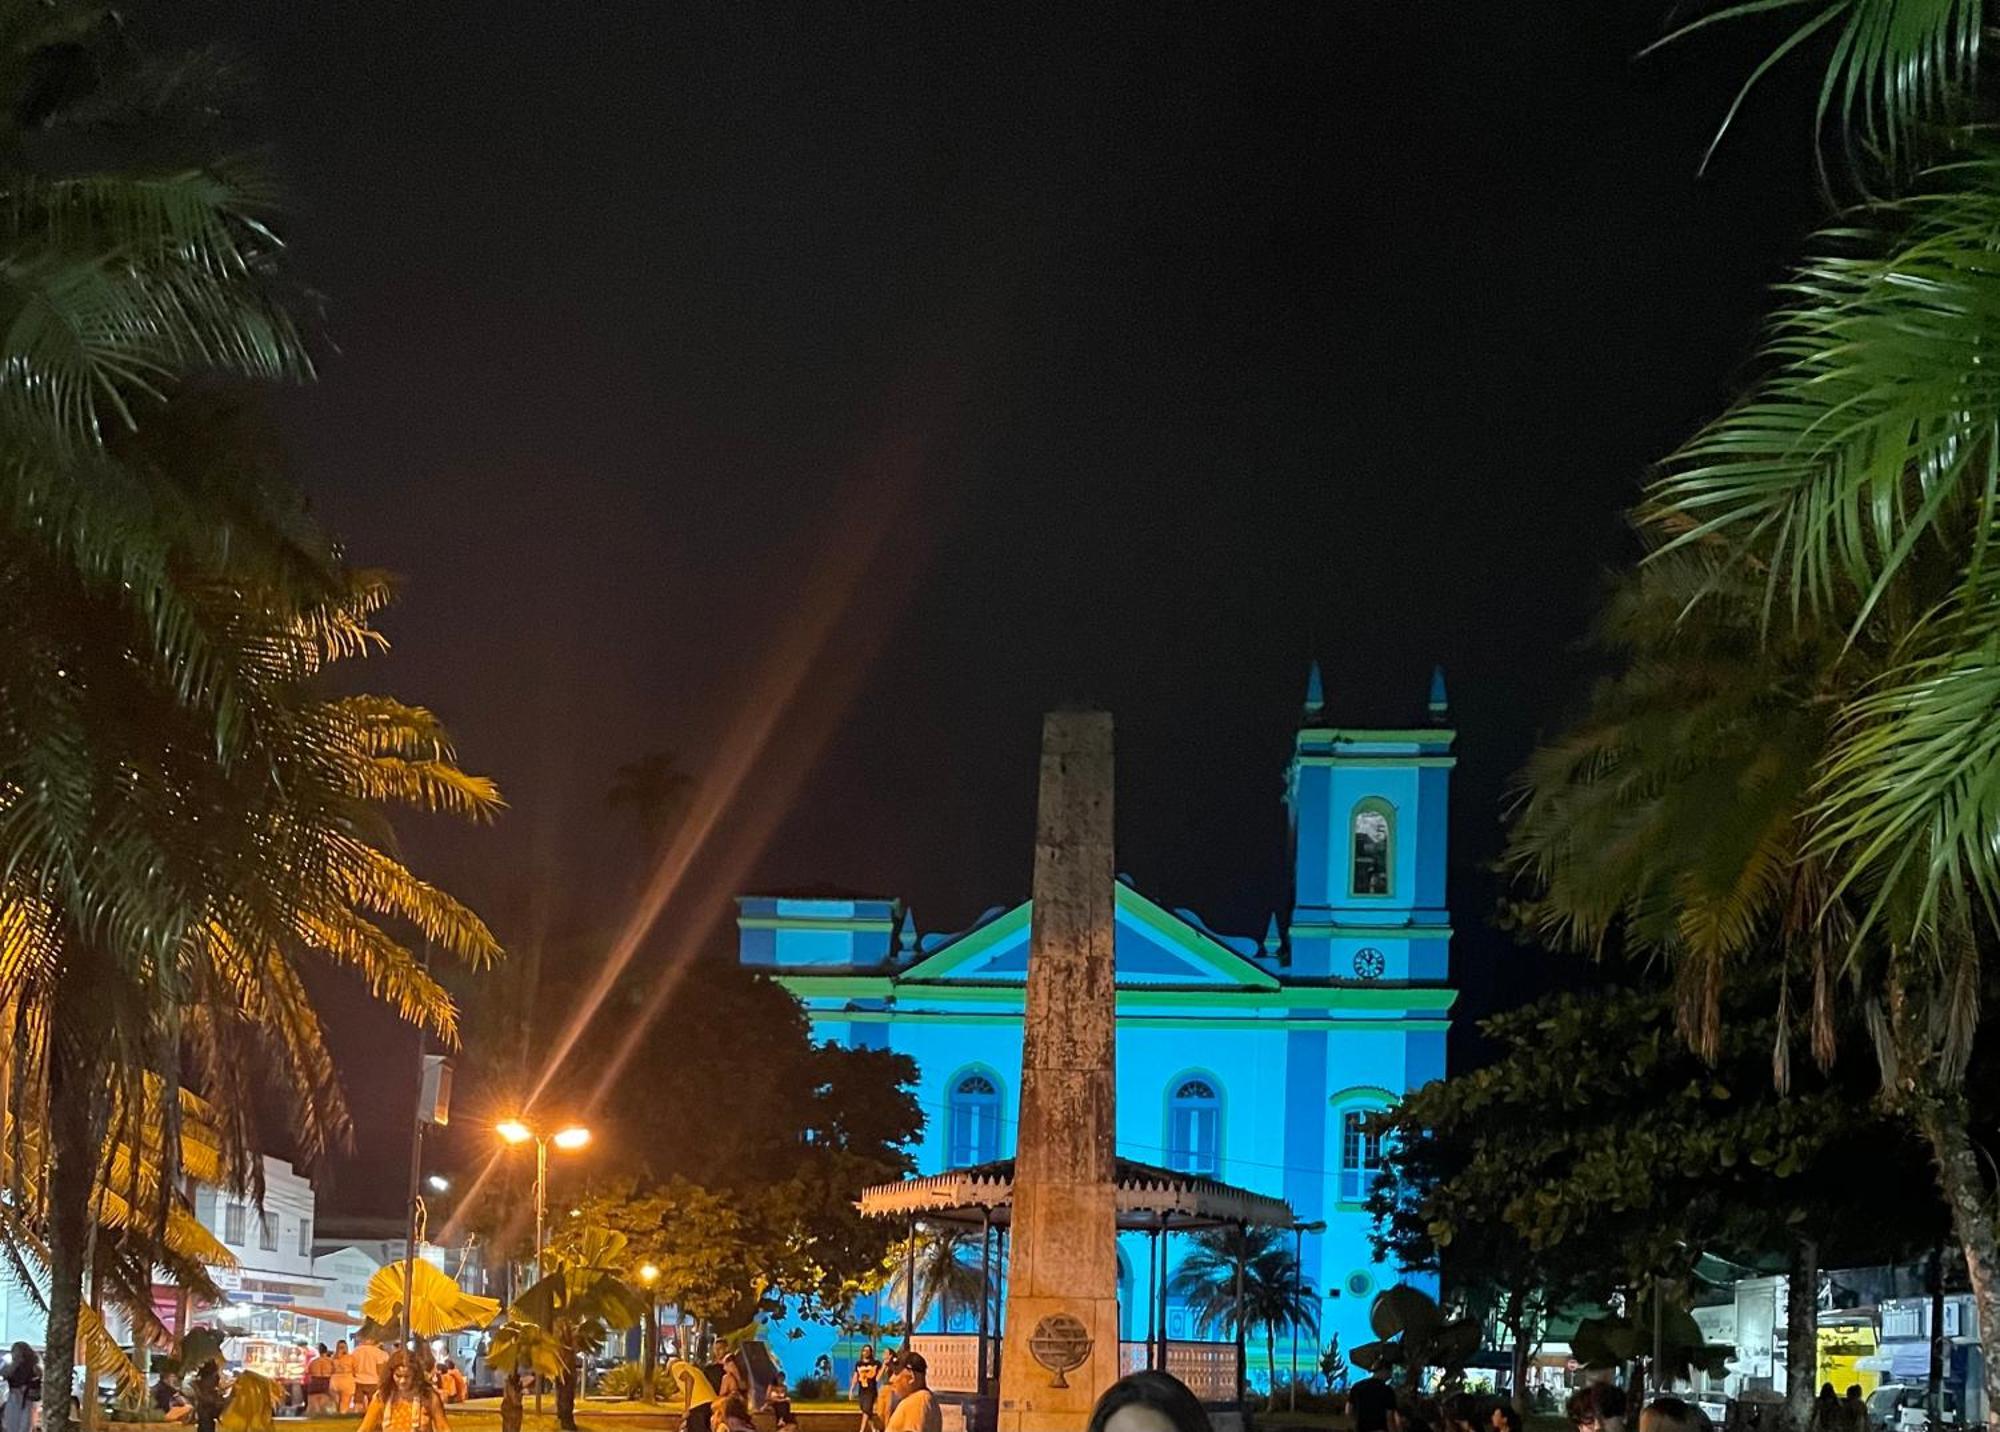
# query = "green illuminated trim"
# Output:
<box><xmin>736</xmin><ymin>916</ymin><xmax>894</xmax><ymax>932</ymax></box>
<box><xmin>1329</xmin><ymin>1084</ymin><xmax>1398</xmax><ymax>1107</ymax></box>
<box><xmin>1117</xmin><ymin>884</ymin><xmax>1280</xmax><ymax>989</ymax></box>
<box><xmin>1288</xmin><ymin>922</ymin><xmax>1453</xmax><ymax>940</ymax></box>
<box><xmin>1292</xmin><ymin>755</ymin><xmax>1456</xmax><ymax>769</ymax></box>
<box><xmin>775</xmin><ymin>975</ymin><xmax>894</xmax><ymax>999</ymax></box>
<box><xmin>775</xmin><ymin>974</ymin><xmax>1454</xmax><ymax>1014</ymax></box>
<box><xmin>816</xmin><ymin>1010</ymin><xmax>1454</xmax><ymax>1032</ymax></box>
<box><xmin>894</xmin><ymin>883</ymin><xmax>1279</xmax><ymax>990</ymax></box>
<box><xmin>1296</xmin><ymin>727</ymin><xmax>1457</xmax><ymax>744</ymax></box>
<box><xmin>896</xmin><ymin>901</ymin><xmax>1031</xmax><ymax>979</ymax></box>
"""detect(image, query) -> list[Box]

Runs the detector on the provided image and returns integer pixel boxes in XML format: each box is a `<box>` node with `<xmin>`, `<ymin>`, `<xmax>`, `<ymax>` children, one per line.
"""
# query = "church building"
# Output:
<box><xmin>736</xmin><ymin>666</ymin><xmax>1455</xmax><ymax>1383</ymax></box>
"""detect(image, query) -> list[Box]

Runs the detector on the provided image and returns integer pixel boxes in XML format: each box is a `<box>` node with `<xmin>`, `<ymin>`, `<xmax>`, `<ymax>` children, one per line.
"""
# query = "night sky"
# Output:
<box><xmin>164</xmin><ymin>2</ymin><xmax>1829</xmax><ymax>1215</ymax></box>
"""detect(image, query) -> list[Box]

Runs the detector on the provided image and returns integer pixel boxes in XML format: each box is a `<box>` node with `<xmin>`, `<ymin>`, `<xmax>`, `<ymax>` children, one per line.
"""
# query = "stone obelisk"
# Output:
<box><xmin>997</xmin><ymin>710</ymin><xmax>1120</xmax><ymax>1432</ymax></box>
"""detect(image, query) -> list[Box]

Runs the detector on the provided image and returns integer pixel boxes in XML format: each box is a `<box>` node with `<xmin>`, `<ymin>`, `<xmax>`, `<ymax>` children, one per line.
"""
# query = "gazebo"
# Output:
<box><xmin>859</xmin><ymin>1156</ymin><xmax>1296</xmax><ymax>1406</ymax></box>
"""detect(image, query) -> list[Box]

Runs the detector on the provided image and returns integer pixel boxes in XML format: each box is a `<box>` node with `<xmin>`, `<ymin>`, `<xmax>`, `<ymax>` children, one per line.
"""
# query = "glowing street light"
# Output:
<box><xmin>425</xmin><ymin>1174</ymin><xmax>451</xmax><ymax>1194</ymax></box>
<box><xmin>494</xmin><ymin>1118</ymin><xmax>593</xmax><ymax>1286</ymax></box>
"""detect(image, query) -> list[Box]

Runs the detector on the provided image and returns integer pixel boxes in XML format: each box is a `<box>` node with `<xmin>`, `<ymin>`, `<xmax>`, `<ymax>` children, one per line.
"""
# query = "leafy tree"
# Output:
<box><xmin>1566</xmin><ymin>0</ymin><xmax>2000</xmax><ymax>1412</ymax></box>
<box><xmin>1164</xmin><ymin>1225</ymin><xmax>1318</xmax><ymax>1395</ymax></box>
<box><xmin>1371</xmin><ymin>984</ymin><xmax>1946</xmax><ymax>1423</ymax></box>
<box><xmin>511</xmin><ymin>1226</ymin><xmax>649</xmax><ymax>1431</ymax></box>
<box><xmin>0</xmin><ymin>10</ymin><xmax>502</xmax><ymax>1432</ymax></box>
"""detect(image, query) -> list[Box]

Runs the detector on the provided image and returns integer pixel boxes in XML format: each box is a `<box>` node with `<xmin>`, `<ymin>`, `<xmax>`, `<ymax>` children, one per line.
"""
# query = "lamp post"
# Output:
<box><xmin>495</xmin><ymin>1119</ymin><xmax>591</xmax><ymax>1285</ymax></box>
<box><xmin>638</xmin><ymin>1265</ymin><xmax>660</xmax><ymax>1404</ymax></box>
<box><xmin>1290</xmin><ymin>1221</ymin><xmax>1327</xmax><ymax>1411</ymax></box>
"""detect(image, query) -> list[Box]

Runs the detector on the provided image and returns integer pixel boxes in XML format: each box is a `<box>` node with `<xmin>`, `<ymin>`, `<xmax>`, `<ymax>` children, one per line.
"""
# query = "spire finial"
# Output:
<box><xmin>899</xmin><ymin>915</ymin><xmax>918</xmax><ymax>955</ymax></box>
<box><xmin>1428</xmin><ymin>664</ymin><xmax>1449</xmax><ymax>724</ymax></box>
<box><xmin>1304</xmin><ymin>660</ymin><xmax>1325</xmax><ymax>718</ymax></box>
<box><xmin>1263</xmin><ymin>913</ymin><xmax>1282</xmax><ymax>956</ymax></box>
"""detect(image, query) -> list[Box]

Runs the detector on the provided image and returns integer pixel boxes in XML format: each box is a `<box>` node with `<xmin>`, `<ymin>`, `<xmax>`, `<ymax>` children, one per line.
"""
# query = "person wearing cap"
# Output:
<box><xmin>882</xmin><ymin>1352</ymin><xmax>938</xmax><ymax>1432</ymax></box>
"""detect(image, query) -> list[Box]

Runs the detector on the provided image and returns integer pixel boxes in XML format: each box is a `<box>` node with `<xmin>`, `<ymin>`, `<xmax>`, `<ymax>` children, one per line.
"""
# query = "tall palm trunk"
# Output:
<box><xmin>1914</xmin><ymin>1099</ymin><xmax>2000</xmax><ymax>1429</ymax></box>
<box><xmin>1784</xmin><ymin>1237</ymin><xmax>1819</xmax><ymax>1432</ymax></box>
<box><xmin>43</xmin><ymin>1023</ymin><xmax>109</xmax><ymax>1432</ymax></box>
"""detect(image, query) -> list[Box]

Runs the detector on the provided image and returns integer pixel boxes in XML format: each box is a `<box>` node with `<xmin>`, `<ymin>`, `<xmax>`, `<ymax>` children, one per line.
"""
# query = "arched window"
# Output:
<box><xmin>948</xmin><ymin>1071</ymin><xmax>1002</xmax><ymax>1166</ymax></box>
<box><xmin>1339</xmin><ymin>1107</ymin><xmax>1385</xmax><ymax>1202</ymax></box>
<box><xmin>1351</xmin><ymin>799</ymin><xmax>1393</xmax><ymax>897</ymax></box>
<box><xmin>1166</xmin><ymin>1077</ymin><xmax>1221</xmax><ymax>1176</ymax></box>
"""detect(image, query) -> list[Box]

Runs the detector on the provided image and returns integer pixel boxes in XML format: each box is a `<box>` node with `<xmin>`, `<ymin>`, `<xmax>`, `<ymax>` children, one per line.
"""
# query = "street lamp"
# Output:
<box><xmin>426</xmin><ymin>1174</ymin><xmax>451</xmax><ymax>1194</ymax></box>
<box><xmin>495</xmin><ymin>1120</ymin><xmax>591</xmax><ymax>1284</ymax></box>
<box><xmin>1290</xmin><ymin>1221</ymin><xmax>1328</xmax><ymax>1411</ymax></box>
<box><xmin>638</xmin><ymin>1265</ymin><xmax>661</xmax><ymax>1404</ymax></box>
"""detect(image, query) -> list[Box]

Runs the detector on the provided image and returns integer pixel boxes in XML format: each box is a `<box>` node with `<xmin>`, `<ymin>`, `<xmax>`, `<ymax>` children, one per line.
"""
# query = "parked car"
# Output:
<box><xmin>1868</xmin><ymin>1384</ymin><xmax>1960</xmax><ymax>1432</ymax></box>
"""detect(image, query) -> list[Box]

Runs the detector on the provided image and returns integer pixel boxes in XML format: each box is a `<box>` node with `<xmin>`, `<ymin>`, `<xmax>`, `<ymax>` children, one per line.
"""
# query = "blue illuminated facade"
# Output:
<box><xmin>737</xmin><ymin>668</ymin><xmax>1456</xmax><ymax>1383</ymax></box>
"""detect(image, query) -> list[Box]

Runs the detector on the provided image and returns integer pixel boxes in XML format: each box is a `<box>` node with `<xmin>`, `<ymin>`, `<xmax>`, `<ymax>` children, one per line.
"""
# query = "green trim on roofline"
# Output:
<box><xmin>894</xmin><ymin>883</ymin><xmax>1280</xmax><ymax>989</ymax></box>
<box><xmin>895</xmin><ymin>901</ymin><xmax>1031</xmax><ymax>979</ymax></box>
<box><xmin>1296</xmin><ymin>728</ymin><xmax>1457</xmax><ymax>744</ymax></box>
<box><xmin>736</xmin><ymin>915</ymin><xmax>895</xmax><ymax>932</ymax></box>
<box><xmin>816</xmin><ymin>1010</ymin><xmax>1454</xmax><ymax>1032</ymax></box>
<box><xmin>1293</xmin><ymin>754</ymin><xmax>1456</xmax><ymax>769</ymax></box>
<box><xmin>1288</xmin><ymin>922</ymin><xmax>1453</xmax><ymax>940</ymax></box>
<box><xmin>773</xmin><ymin>973</ymin><xmax>1454</xmax><ymax>1013</ymax></box>
<box><xmin>1116</xmin><ymin>884</ymin><xmax>1281</xmax><ymax>989</ymax></box>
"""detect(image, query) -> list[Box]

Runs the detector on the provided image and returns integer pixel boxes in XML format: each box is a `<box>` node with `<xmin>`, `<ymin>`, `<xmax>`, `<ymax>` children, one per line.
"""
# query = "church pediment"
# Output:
<box><xmin>898</xmin><ymin>883</ymin><xmax>1279</xmax><ymax>990</ymax></box>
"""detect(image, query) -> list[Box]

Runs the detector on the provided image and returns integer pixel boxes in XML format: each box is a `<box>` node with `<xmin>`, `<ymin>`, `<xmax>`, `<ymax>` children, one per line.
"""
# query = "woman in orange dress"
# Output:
<box><xmin>357</xmin><ymin>1353</ymin><xmax>449</xmax><ymax>1432</ymax></box>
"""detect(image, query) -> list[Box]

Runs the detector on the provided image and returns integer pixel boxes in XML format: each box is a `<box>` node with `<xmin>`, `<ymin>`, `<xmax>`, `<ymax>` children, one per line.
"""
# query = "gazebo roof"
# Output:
<box><xmin>858</xmin><ymin>1157</ymin><xmax>1296</xmax><ymax>1231</ymax></box>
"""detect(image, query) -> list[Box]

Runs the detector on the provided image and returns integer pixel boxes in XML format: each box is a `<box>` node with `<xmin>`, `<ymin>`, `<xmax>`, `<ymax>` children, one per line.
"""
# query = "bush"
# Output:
<box><xmin>593</xmin><ymin>1361</ymin><xmax>669</xmax><ymax>1400</ymax></box>
<box><xmin>793</xmin><ymin>1376</ymin><xmax>838</xmax><ymax>1401</ymax></box>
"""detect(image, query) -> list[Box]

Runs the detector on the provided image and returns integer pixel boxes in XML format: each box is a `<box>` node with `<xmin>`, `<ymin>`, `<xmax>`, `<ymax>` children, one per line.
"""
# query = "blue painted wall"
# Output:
<box><xmin>737</xmin><ymin>677</ymin><xmax>1456</xmax><ymax>1388</ymax></box>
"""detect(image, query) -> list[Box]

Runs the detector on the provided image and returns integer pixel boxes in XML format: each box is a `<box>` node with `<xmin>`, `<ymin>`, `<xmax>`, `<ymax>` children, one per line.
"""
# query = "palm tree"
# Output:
<box><xmin>1164</xmin><ymin>1226</ymin><xmax>1318</xmax><ymax>1394</ymax></box>
<box><xmin>881</xmin><ymin>1226</ymin><xmax>994</xmax><ymax>1334</ymax></box>
<box><xmin>0</xmin><ymin>12</ymin><xmax>501</xmax><ymax>1429</ymax></box>
<box><xmin>607</xmin><ymin>752</ymin><xmax>693</xmax><ymax>848</ymax></box>
<box><xmin>1</xmin><ymin>555</ymin><xmax>502</xmax><ymax>1432</ymax></box>
<box><xmin>0</xmin><ymin>1074</ymin><xmax>233</xmax><ymax>1399</ymax></box>
<box><xmin>1591</xmin><ymin>1</ymin><xmax>2000</xmax><ymax>1407</ymax></box>
<box><xmin>509</xmin><ymin>1227</ymin><xmax>649</xmax><ymax>1431</ymax></box>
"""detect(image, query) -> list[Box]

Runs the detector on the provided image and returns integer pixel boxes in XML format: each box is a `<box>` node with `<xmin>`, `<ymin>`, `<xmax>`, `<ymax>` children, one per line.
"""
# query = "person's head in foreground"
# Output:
<box><xmin>1086</xmin><ymin>1371</ymin><xmax>1213</xmax><ymax>1432</ymax></box>
<box><xmin>1640</xmin><ymin>1396</ymin><xmax>1697</xmax><ymax>1432</ymax></box>
<box><xmin>1491</xmin><ymin>1401</ymin><xmax>1523</xmax><ymax>1432</ymax></box>
<box><xmin>1568</xmin><ymin>1383</ymin><xmax>1629</xmax><ymax>1432</ymax></box>
<box><xmin>891</xmin><ymin>1351</ymin><xmax>928</xmax><ymax>1395</ymax></box>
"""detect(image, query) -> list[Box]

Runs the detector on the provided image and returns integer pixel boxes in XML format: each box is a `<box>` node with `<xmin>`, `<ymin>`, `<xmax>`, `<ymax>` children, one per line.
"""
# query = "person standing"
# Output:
<box><xmin>851</xmin><ymin>1346</ymin><xmax>884</xmax><ymax>1432</ymax></box>
<box><xmin>330</xmin><ymin>1341</ymin><xmax>358</xmax><ymax>1414</ymax></box>
<box><xmin>1350</xmin><ymin>1364</ymin><xmax>1399</xmax><ymax>1432</ymax></box>
<box><xmin>305</xmin><ymin>1346</ymin><xmax>334</xmax><ymax>1416</ymax></box>
<box><xmin>357</xmin><ymin>1351</ymin><xmax>449</xmax><ymax>1432</ymax></box>
<box><xmin>351</xmin><ymin>1337</ymin><xmax>389</xmax><ymax>1413</ymax></box>
<box><xmin>189</xmin><ymin>1362</ymin><xmax>225</xmax><ymax>1432</ymax></box>
<box><xmin>882</xmin><ymin>1352</ymin><xmax>938</xmax><ymax>1432</ymax></box>
<box><xmin>1</xmin><ymin>1343</ymin><xmax>40</xmax><ymax>1432</ymax></box>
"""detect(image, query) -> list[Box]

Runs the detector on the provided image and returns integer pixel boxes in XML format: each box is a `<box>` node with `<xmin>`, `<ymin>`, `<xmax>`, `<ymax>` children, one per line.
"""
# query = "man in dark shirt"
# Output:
<box><xmin>1351</xmin><ymin>1368</ymin><xmax>1399</xmax><ymax>1432</ymax></box>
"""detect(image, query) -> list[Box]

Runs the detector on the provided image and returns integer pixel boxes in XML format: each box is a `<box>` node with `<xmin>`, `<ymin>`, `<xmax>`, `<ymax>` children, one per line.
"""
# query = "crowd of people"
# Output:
<box><xmin>135</xmin><ymin>1336</ymin><xmax>468</xmax><ymax>1431</ymax></box>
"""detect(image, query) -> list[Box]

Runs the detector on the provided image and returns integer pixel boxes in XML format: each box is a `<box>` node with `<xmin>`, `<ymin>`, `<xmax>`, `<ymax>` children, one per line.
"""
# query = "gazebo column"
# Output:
<box><xmin>1232</xmin><ymin>1221</ymin><xmax>1247</xmax><ymax>1402</ymax></box>
<box><xmin>1154</xmin><ymin>1219</ymin><xmax>1170</xmax><ymax>1371</ymax></box>
<box><xmin>904</xmin><ymin>1216</ymin><xmax>918</xmax><ymax>1341</ymax></box>
<box><xmin>1152</xmin><ymin>1216</ymin><xmax>1168</xmax><ymax>1376</ymax></box>
<box><xmin>976</xmin><ymin>1211</ymin><xmax>994</xmax><ymax>1398</ymax></box>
